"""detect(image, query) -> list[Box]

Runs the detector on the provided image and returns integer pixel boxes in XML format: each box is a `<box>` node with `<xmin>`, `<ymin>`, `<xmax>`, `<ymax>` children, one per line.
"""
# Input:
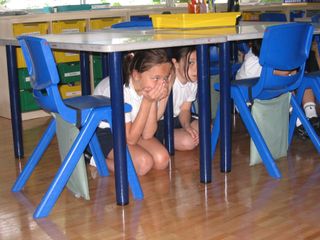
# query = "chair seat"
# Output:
<box><xmin>64</xmin><ymin>95</ymin><xmax>111</xmax><ymax>110</ymax></box>
<box><xmin>64</xmin><ymin>95</ymin><xmax>132</xmax><ymax>112</ymax></box>
<box><xmin>214</xmin><ymin>77</ymin><xmax>259</xmax><ymax>101</ymax></box>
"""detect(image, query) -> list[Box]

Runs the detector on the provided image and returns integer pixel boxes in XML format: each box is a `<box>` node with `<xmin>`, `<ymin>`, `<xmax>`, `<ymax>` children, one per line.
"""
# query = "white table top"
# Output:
<box><xmin>0</xmin><ymin>23</ymin><xmax>276</xmax><ymax>52</ymax></box>
<box><xmin>0</xmin><ymin>27</ymin><xmax>227</xmax><ymax>52</ymax></box>
<box><xmin>1</xmin><ymin>22</ymin><xmax>318</xmax><ymax>52</ymax></box>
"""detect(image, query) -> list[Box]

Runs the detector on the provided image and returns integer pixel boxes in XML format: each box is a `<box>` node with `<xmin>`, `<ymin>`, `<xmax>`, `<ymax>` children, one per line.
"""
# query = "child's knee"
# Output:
<box><xmin>178</xmin><ymin>137</ymin><xmax>198</xmax><ymax>151</ymax></box>
<box><xmin>153</xmin><ymin>150</ymin><xmax>170</xmax><ymax>170</ymax></box>
<box><xmin>135</xmin><ymin>153</ymin><xmax>153</xmax><ymax>176</ymax></box>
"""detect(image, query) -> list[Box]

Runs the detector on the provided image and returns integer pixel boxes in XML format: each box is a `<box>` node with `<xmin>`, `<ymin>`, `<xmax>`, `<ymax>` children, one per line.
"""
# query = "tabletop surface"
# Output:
<box><xmin>0</xmin><ymin>22</ymin><xmax>317</xmax><ymax>52</ymax></box>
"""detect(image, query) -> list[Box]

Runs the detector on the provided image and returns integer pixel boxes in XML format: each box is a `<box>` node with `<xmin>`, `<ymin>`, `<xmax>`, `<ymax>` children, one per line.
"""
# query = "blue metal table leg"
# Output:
<box><xmin>164</xmin><ymin>91</ymin><xmax>174</xmax><ymax>155</ymax></box>
<box><xmin>6</xmin><ymin>45</ymin><xmax>24</xmax><ymax>158</ymax></box>
<box><xmin>197</xmin><ymin>44</ymin><xmax>212</xmax><ymax>183</ymax></box>
<box><xmin>108</xmin><ymin>52</ymin><xmax>129</xmax><ymax>205</ymax></box>
<box><xmin>219</xmin><ymin>42</ymin><xmax>232</xmax><ymax>173</ymax></box>
<box><xmin>164</xmin><ymin>48</ymin><xmax>174</xmax><ymax>155</ymax></box>
<box><xmin>80</xmin><ymin>51</ymin><xmax>91</xmax><ymax>95</ymax></box>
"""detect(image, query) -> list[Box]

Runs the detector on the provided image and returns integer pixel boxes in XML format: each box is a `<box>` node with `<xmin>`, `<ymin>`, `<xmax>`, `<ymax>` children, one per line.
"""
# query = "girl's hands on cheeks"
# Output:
<box><xmin>142</xmin><ymin>80</ymin><xmax>168</xmax><ymax>102</ymax></box>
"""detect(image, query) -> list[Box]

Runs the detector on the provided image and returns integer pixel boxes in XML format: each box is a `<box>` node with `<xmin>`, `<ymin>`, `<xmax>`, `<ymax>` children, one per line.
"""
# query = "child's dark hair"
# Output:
<box><xmin>251</xmin><ymin>39</ymin><xmax>262</xmax><ymax>57</ymax></box>
<box><xmin>171</xmin><ymin>46</ymin><xmax>196</xmax><ymax>81</ymax></box>
<box><xmin>123</xmin><ymin>49</ymin><xmax>172</xmax><ymax>86</ymax></box>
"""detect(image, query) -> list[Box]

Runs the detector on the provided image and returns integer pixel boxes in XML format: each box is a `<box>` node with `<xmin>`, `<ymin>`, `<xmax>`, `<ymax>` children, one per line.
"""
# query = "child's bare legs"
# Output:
<box><xmin>302</xmin><ymin>88</ymin><xmax>316</xmax><ymax>104</ymax></box>
<box><xmin>174</xmin><ymin>120</ymin><xmax>199</xmax><ymax>151</ymax></box>
<box><xmin>137</xmin><ymin>137</ymin><xmax>170</xmax><ymax>170</ymax></box>
<box><xmin>106</xmin><ymin>137</ymin><xmax>169</xmax><ymax>176</ymax></box>
<box><xmin>295</xmin><ymin>88</ymin><xmax>319</xmax><ymax>140</ymax></box>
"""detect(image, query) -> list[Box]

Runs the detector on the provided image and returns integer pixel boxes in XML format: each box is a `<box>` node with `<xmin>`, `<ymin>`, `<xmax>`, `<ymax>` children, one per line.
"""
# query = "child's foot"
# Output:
<box><xmin>295</xmin><ymin>117</ymin><xmax>320</xmax><ymax>140</ymax></box>
<box><xmin>84</xmin><ymin>151</ymin><xmax>92</xmax><ymax>165</ymax></box>
<box><xmin>295</xmin><ymin>125</ymin><xmax>308</xmax><ymax>140</ymax></box>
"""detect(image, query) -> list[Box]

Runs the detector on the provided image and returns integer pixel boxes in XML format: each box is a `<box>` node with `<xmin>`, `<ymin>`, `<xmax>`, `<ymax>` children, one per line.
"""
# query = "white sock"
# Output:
<box><xmin>303</xmin><ymin>102</ymin><xmax>317</xmax><ymax>119</ymax></box>
<box><xmin>90</xmin><ymin>156</ymin><xmax>97</xmax><ymax>167</ymax></box>
<box><xmin>296</xmin><ymin>117</ymin><xmax>302</xmax><ymax>127</ymax></box>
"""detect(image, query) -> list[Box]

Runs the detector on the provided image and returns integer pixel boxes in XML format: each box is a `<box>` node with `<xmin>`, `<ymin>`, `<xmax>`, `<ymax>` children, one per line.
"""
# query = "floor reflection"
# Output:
<box><xmin>12</xmin><ymin>192</ymin><xmax>68</xmax><ymax>240</ymax></box>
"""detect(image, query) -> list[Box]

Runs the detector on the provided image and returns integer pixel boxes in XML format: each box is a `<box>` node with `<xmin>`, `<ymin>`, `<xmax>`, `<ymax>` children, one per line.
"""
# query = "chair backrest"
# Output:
<box><xmin>18</xmin><ymin>36</ymin><xmax>76</xmax><ymax>119</ymax></box>
<box><xmin>111</xmin><ymin>20</ymin><xmax>153</xmax><ymax>29</ymax></box>
<box><xmin>130</xmin><ymin>15</ymin><xmax>151</xmax><ymax>21</ymax></box>
<box><xmin>253</xmin><ymin>23</ymin><xmax>314</xmax><ymax>99</ymax></box>
<box><xmin>259</xmin><ymin>13</ymin><xmax>287</xmax><ymax>22</ymax></box>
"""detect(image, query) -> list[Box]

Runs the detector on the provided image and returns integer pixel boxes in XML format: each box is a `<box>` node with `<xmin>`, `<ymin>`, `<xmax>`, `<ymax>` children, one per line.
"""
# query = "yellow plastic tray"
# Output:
<box><xmin>13</xmin><ymin>22</ymin><xmax>49</xmax><ymax>68</ymax></box>
<box><xmin>52</xmin><ymin>20</ymin><xmax>86</xmax><ymax>63</ymax></box>
<box><xmin>90</xmin><ymin>17</ymin><xmax>123</xmax><ymax>30</ymax></box>
<box><xmin>150</xmin><ymin>12</ymin><xmax>241</xmax><ymax>29</ymax></box>
<box><xmin>59</xmin><ymin>83</ymin><xmax>81</xmax><ymax>99</ymax></box>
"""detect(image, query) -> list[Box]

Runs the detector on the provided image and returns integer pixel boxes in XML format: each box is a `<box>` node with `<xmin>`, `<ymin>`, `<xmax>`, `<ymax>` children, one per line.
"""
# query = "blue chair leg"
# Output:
<box><xmin>291</xmin><ymin>96</ymin><xmax>320</xmax><ymax>153</ymax></box>
<box><xmin>211</xmin><ymin>104</ymin><xmax>220</xmax><ymax>159</ymax></box>
<box><xmin>89</xmin><ymin>133</ymin><xmax>109</xmax><ymax>177</ymax></box>
<box><xmin>232</xmin><ymin>88</ymin><xmax>281</xmax><ymax>179</ymax></box>
<box><xmin>126</xmin><ymin>147</ymin><xmax>144</xmax><ymax>200</ymax></box>
<box><xmin>12</xmin><ymin>119</ymin><xmax>56</xmax><ymax>192</ymax></box>
<box><xmin>288</xmin><ymin>87</ymin><xmax>306</xmax><ymax>144</ymax></box>
<box><xmin>34</xmin><ymin>114</ymin><xmax>98</xmax><ymax>218</ymax></box>
<box><xmin>288</xmin><ymin>112</ymin><xmax>298</xmax><ymax>145</ymax></box>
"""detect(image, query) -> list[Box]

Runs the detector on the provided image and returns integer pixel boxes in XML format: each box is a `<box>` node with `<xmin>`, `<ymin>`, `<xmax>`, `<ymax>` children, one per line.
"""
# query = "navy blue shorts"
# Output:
<box><xmin>155</xmin><ymin>116</ymin><xmax>198</xmax><ymax>143</ymax></box>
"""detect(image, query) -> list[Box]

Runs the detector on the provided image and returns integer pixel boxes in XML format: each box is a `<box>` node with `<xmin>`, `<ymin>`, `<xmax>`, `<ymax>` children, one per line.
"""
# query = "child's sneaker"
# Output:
<box><xmin>295</xmin><ymin>125</ymin><xmax>308</xmax><ymax>140</ymax></box>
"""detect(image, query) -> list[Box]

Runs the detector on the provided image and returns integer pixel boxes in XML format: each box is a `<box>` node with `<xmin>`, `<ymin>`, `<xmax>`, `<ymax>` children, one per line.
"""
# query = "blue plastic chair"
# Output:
<box><xmin>288</xmin><ymin>15</ymin><xmax>320</xmax><ymax>145</ymax></box>
<box><xmin>12</xmin><ymin>36</ymin><xmax>143</xmax><ymax>218</ymax></box>
<box><xmin>211</xmin><ymin>23</ymin><xmax>316</xmax><ymax>179</ymax></box>
<box><xmin>259</xmin><ymin>12</ymin><xmax>287</xmax><ymax>22</ymax></box>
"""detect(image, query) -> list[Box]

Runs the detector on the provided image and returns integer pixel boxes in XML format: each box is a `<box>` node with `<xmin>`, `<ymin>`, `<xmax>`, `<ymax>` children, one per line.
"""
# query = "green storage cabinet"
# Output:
<box><xmin>57</xmin><ymin>62</ymin><xmax>81</xmax><ymax>84</ymax></box>
<box><xmin>92</xmin><ymin>54</ymin><xmax>103</xmax><ymax>87</ymax></box>
<box><xmin>18</xmin><ymin>68</ymin><xmax>31</xmax><ymax>90</ymax></box>
<box><xmin>20</xmin><ymin>89</ymin><xmax>40</xmax><ymax>112</ymax></box>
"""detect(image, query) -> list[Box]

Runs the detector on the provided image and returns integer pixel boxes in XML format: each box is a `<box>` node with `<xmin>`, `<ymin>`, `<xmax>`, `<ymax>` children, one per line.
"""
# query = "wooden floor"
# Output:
<box><xmin>1</xmin><ymin>115</ymin><xmax>320</xmax><ymax>240</ymax></box>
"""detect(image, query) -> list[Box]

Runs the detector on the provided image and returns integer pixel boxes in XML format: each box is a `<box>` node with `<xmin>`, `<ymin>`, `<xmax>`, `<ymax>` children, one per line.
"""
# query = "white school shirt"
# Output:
<box><xmin>94</xmin><ymin>77</ymin><xmax>143</xmax><ymax>128</ymax></box>
<box><xmin>235</xmin><ymin>49</ymin><xmax>262</xmax><ymax>80</ymax></box>
<box><xmin>172</xmin><ymin>77</ymin><xmax>198</xmax><ymax>117</ymax></box>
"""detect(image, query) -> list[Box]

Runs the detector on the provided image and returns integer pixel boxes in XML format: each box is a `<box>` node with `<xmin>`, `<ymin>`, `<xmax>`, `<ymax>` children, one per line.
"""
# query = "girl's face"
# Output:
<box><xmin>132</xmin><ymin>63</ymin><xmax>172</xmax><ymax>93</ymax></box>
<box><xmin>174</xmin><ymin>50</ymin><xmax>197</xmax><ymax>84</ymax></box>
